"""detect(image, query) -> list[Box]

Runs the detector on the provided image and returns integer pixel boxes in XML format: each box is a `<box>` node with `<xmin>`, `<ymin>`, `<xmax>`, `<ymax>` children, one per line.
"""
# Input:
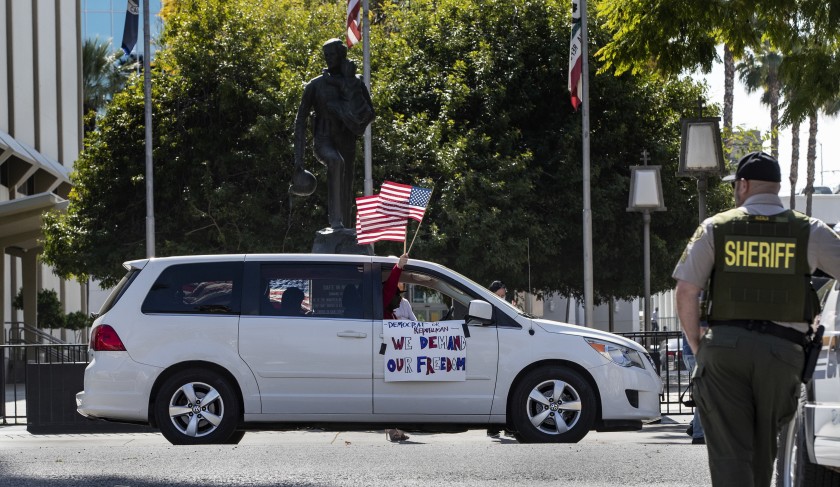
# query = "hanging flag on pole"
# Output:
<box><xmin>379</xmin><ymin>181</ymin><xmax>432</xmax><ymax>221</ymax></box>
<box><xmin>355</xmin><ymin>195</ymin><xmax>407</xmax><ymax>244</ymax></box>
<box><xmin>346</xmin><ymin>0</ymin><xmax>362</xmax><ymax>48</ymax></box>
<box><xmin>120</xmin><ymin>0</ymin><xmax>140</xmax><ymax>56</ymax></box>
<box><xmin>568</xmin><ymin>0</ymin><xmax>583</xmax><ymax>111</ymax></box>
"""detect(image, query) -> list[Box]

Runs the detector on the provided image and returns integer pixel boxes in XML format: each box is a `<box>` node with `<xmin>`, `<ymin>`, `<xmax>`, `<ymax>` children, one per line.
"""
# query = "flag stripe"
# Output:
<box><xmin>346</xmin><ymin>0</ymin><xmax>362</xmax><ymax>48</ymax></box>
<box><xmin>355</xmin><ymin>195</ymin><xmax>407</xmax><ymax>244</ymax></box>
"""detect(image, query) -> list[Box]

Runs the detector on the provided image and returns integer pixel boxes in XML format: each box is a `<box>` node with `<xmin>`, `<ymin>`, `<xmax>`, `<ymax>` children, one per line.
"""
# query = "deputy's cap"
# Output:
<box><xmin>722</xmin><ymin>151</ymin><xmax>781</xmax><ymax>183</ymax></box>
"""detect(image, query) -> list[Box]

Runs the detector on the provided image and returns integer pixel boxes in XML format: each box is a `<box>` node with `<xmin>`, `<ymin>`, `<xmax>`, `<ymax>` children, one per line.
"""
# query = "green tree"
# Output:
<box><xmin>45</xmin><ymin>0</ymin><xmax>339</xmax><ymax>287</ymax></box>
<box><xmin>352</xmin><ymin>0</ymin><xmax>728</xmax><ymax>300</ymax></box>
<box><xmin>43</xmin><ymin>0</ymin><xmax>729</xmax><ymax>302</ymax></box>
<box><xmin>12</xmin><ymin>289</ymin><xmax>65</xmax><ymax>329</ymax></box>
<box><xmin>65</xmin><ymin>311</ymin><xmax>94</xmax><ymax>331</ymax></box>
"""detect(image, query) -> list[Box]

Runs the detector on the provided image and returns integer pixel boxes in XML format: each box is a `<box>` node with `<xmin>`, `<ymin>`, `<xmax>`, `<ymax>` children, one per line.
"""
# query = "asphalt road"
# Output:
<box><xmin>0</xmin><ymin>417</ymin><xmax>711</xmax><ymax>487</ymax></box>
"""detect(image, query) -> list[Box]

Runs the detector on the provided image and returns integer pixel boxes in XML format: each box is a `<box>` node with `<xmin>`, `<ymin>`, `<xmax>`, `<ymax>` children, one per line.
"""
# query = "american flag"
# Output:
<box><xmin>355</xmin><ymin>195</ymin><xmax>407</xmax><ymax>244</ymax></box>
<box><xmin>379</xmin><ymin>181</ymin><xmax>432</xmax><ymax>222</ymax></box>
<box><xmin>346</xmin><ymin>0</ymin><xmax>362</xmax><ymax>48</ymax></box>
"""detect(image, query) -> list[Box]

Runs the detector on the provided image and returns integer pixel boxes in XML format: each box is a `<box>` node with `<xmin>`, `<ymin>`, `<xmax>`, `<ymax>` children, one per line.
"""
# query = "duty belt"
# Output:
<box><xmin>709</xmin><ymin>319</ymin><xmax>806</xmax><ymax>346</ymax></box>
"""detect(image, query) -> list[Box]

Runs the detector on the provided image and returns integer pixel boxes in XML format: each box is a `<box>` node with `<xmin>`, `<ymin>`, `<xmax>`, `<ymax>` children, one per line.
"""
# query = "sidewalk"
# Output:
<box><xmin>1</xmin><ymin>383</ymin><xmax>26</xmax><ymax>425</ymax></box>
<box><xmin>0</xmin><ymin>415</ymin><xmax>694</xmax><ymax>446</ymax></box>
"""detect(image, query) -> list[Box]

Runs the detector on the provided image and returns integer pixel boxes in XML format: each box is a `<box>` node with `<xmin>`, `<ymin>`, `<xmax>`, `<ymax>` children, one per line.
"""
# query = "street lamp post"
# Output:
<box><xmin>627</xmin><ymin>150</ymin><xmax>666</xmax><ymax>332</ymax></box>
<box><xmin>678</xmin><ymin>117</ymin><xmax>726</xmax><ymax>222</ymax></box>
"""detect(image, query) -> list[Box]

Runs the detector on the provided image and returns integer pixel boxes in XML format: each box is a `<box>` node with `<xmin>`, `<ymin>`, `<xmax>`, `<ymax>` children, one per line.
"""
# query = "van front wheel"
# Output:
<box><xmin>510</xmin><ymin>366</ymin><xmax>596</xmax><ymax>443</ymax></box>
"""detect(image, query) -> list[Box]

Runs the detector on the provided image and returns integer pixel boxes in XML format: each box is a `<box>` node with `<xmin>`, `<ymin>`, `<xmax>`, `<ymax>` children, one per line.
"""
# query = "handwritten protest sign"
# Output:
<box><xmin>383</xmin><ymin>320</ymin><xmax>466</xmax><ymax>382</ymax></box>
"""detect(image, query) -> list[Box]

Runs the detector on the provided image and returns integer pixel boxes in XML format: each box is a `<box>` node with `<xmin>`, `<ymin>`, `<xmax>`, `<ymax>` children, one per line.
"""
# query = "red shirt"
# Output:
<box><xmin>382</xmin><ymin>264</ymin><xmax>402</xmax><ymax>319</ymax></box>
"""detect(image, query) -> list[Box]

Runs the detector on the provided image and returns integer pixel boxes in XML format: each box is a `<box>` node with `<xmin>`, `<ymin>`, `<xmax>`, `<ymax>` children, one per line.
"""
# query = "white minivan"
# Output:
<box><xmin>76</xmin><ymin>254</ymin><xmax>662</xmax><ymax>445</ymax></box>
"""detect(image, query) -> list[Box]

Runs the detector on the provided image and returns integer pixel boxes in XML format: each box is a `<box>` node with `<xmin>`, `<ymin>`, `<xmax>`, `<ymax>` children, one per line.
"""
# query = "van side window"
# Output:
<box><xmin>260</xmin><ymin>264</ymin><xmax>366</xmax><ymax>319</ymax></box>
<box><xmin>141</xmin><ymin>262</ymin><xmax>243</xmax><ymax>315</ymax></box>
<box><xmin>394</xmin><ymin>268</ymin><xmax>476</xmax><ymax>322</ymax></box>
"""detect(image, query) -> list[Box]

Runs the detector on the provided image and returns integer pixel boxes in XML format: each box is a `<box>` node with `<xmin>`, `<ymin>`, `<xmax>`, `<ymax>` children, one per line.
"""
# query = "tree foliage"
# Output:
<box><xmin>596</xmin><ymin>0</ymin><xmax>840</xmax><ymax>123</ymax></box>
<box><xmin>12</xmin><ymin>289</ymin><xmax>65</xmax><ymax>329</ymax></box>
<box><xmin>83</xmin><ymin>37</ymin><xmax>137</xmax><ymax>122</ymax></box>
<box><xmin>43</xmin><ymin>0</ymin><xmax>729</xmax><ymax>302</ymax></box>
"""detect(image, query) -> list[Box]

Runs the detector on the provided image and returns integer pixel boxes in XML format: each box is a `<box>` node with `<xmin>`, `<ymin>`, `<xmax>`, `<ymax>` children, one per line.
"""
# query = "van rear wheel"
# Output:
<box><xmin>155</xmin><ymin>369</ymin><xmax>240</xmax><ymax>445</ymax></box>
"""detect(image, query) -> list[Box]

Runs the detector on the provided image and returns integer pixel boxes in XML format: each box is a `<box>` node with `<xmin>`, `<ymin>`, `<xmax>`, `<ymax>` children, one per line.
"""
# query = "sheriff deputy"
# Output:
<box><xmin>673</xmin><ymin>151</ymin><xmax>840</xmax><ymax>487</ymax></box>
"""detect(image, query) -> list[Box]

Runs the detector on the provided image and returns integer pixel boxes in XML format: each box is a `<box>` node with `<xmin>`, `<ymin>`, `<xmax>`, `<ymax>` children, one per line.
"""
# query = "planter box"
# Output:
<box><xmin>25</xmin><ymin>363</ymin><xmax>153</xmax><ymax>434</ymax></box>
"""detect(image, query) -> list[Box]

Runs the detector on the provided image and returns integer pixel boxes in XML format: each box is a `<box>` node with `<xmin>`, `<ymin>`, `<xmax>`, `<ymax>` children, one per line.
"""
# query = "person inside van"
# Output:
<box><xmin>279</xmin><ymin>287</ymin><xmax>308</xmax><ymax>316</ymax></box>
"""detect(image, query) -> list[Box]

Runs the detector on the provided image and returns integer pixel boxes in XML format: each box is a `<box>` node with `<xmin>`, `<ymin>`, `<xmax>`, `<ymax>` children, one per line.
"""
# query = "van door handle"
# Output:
<box><xmin>337</xmin><ymin>331</ymin><xmax>367</xmax><ymax>338</ymax></box>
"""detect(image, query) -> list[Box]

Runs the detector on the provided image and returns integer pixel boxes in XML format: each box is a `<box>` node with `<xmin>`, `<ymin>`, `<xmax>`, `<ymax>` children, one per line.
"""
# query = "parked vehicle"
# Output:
<box><xmin>800</xmin><ymin>186</ymin><xmax>833</xmax><ymax>195</ymax></box>
<box><xmin>77</xmin><ymin>254</ymin><xmax>662</xmax><ymax>445</ymax></box>
<box><xmin>776</xmin><ymin>279</ymin><xmax>840</xmax><ymax>486</ymax></box>
<box><xmin>660</xmin><ymin>337</ymin><xmax>685</xmax><ymax>373</ymax></box>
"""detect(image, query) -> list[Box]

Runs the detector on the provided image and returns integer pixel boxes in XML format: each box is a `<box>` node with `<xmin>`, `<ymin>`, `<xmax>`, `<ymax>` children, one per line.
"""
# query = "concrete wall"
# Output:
<box><xmin>539</xmin><ymin>295</ymin><xmax>641</xmax><ymax>334</ymax></box>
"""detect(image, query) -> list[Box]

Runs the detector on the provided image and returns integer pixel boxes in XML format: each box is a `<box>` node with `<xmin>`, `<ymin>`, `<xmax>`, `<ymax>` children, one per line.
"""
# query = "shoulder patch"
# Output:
<box><xmin>679</xmin><ymin>225</ymin><xmax>705</xmax><ymax>264</ymax></box>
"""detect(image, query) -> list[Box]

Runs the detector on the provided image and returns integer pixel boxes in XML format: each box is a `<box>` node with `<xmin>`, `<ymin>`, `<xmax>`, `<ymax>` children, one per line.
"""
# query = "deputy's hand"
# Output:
<box><xmin>398</xmin><ymin>254</ymin><xmax>408</xmax><ymax>269</ymax></box>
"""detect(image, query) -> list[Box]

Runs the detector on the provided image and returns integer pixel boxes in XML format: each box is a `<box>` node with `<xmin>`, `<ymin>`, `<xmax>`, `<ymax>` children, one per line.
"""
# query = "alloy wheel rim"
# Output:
<box><xmin>525</xmin><ymin>379</ymin><xmax>582</xmax><ymax>435</ymax></box>
<box><xmin>167</xmin><ymin>381</ymin><xmax>224</xmax><ymax>437</ymax></box>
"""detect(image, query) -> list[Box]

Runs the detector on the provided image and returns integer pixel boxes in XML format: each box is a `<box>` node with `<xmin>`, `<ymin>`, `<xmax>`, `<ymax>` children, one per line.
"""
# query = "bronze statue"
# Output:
<box><xmin>293</xmin><ymin>39</ymin><xmax>375</xmax><ymax>230</ymax></box>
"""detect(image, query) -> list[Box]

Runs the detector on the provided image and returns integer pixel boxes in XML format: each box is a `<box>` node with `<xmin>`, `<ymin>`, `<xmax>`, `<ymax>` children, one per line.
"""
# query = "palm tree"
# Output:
<box><xmin>805</xmin><ymin>112</ymin><xmax>817</xmax><ymax>216</ymax></box>
<box><xmin>83</xmin><ymin>37</ymin><xmax>136</xmax><ymax>131</ymax></box>
<box><xmin>736</xmin><ymin>43</ymin><xmax>782</xmax><ymax>159</ymax></box>
<box><xmin>801</xmin><ymin>98</ymin><xmax>840</xmax><ymax>215</ymax></box>
<box><xmin>723</xmin><ymin>45</ymin><xmax>735</xmax><ymax>135</ymax></box>
<box><xmin>790</xmin><ymin>120</ymin><xmax>800</xmax><ymax>209</ymax></box>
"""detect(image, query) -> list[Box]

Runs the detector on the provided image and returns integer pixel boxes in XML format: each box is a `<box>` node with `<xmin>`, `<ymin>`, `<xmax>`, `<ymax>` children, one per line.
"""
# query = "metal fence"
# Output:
<box><xmin>1</xmin><ymin>344</ymin><xmax>90</xmax><ymax>424</ymax></box>
<box><xmin>616</xmin><ymin>330</ymin><xmax>694</xmax><ymax>415</ymax></box>
<box><xmin>2</xmin><ymin>333</ymin><xmax>694</xmax><ymax>426</ymax></box>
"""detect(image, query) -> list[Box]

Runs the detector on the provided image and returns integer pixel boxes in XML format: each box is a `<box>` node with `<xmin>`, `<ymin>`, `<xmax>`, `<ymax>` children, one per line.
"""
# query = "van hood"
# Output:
<box><xmin>532</xmin><ymin>318</ymin><xmax>648</xmax><ymax>354</ymax></box>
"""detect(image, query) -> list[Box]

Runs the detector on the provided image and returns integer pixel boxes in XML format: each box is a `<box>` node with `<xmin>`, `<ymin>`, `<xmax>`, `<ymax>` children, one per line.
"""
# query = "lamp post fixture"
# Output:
<box><xmin>678</xmin><ymin>113</ymin><xmax>726</xmax><ymax>222</ymax></box>
<box><xmin>627</xmin><ymin>150</ymin><xmax>666</xmax><ymax>333</ymax></box>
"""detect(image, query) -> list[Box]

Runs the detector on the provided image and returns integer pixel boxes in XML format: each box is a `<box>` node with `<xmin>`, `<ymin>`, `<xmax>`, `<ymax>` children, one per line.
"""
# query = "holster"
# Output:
<box><xmin>802</xmin><ymin>324</ymin><xmax>825</xmax><ymax>383</ymax></box>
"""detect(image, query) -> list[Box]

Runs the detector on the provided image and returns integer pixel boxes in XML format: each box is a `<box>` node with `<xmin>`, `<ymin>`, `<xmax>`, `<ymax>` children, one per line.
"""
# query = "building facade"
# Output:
<box><xmin>1</xmin><ymin>0</ymin><xmax>82</xmax><ymax>344</ymax></box>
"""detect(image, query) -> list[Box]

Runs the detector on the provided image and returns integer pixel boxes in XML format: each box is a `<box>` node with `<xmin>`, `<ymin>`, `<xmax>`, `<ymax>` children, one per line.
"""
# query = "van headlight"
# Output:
<box><xmin>585</xmin><ymin>338</ymin><xmax>645</xmax><ymax>369</ymax></box>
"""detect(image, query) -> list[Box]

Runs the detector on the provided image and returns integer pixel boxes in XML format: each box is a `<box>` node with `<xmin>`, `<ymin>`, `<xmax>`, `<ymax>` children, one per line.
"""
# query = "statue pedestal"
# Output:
<box><xmin>312</xmin><ymin>227</ymin><xmax>373</xmax><ymax>255</ymax></box>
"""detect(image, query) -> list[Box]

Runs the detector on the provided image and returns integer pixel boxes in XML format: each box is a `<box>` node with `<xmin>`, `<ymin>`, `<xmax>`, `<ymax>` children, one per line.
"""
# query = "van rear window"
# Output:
<box><xmin>142</xmin><ymin>262</ymin><xmax>243</xmax><ymax>315</ymax></box>
<box><xmin>97</xmin><ymin>268</ymin><xmax>140</xmax><ymax>316</ymax></box>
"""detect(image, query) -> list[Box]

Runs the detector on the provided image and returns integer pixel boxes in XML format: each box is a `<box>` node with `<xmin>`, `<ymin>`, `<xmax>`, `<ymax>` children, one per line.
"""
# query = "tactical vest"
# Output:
<box><xmin>708</xmin><ymin>208</ymin><xmax>819</xmax><ymax>323</ymax></box>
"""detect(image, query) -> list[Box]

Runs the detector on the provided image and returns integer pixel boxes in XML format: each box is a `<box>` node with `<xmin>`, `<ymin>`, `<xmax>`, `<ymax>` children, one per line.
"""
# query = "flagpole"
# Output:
<box><xmin>406</xmin><ymin>214</ymin><xmax>425</xmax><ymax>255</ymax></box>
<box><xmin>362</xmin><ymin>0</ymin><xmax>372</xmax><ymax>197</ymax></box>
<box><xmin>406</xmin><ymin>187</ymin><xmax>433</xmax><ymax>255</ymax></box>
<box><xmin>143</xmin><ymin>0</ymin><xmax>155</xmax><ymax>258</ymax></box>
<box><xmin>580</xmin><ymin>0</ymin><xmax>594</xmax><ymax>326</ymax></box>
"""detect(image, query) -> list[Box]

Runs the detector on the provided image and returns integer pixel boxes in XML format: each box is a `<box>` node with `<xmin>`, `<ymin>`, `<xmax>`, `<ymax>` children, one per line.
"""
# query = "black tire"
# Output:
<box><xmin>225</xmin><ymin>430</ymin><xmax>247</xmax><ymax>445</ymax></box>
<box><xmin>776</xmin><ymin>384</ymin><xmax>840</xmax><ymax>486</ymax></box>
<box><xmin>155</xmin><ymin>369</ymin><xmax>240</xmax><ymax>445</ymax></box>
<box><xmin>509</xmin><ymin>366</ymin><xmax>596</xmax><ymax>443</ymax></box>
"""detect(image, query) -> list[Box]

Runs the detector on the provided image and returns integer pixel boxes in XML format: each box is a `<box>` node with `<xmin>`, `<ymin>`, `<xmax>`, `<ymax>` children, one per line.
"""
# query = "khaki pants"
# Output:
<box><xmin>694</xmin><ymin>325</ymin><xmax>803</xmax><ymax>487</ymax></box>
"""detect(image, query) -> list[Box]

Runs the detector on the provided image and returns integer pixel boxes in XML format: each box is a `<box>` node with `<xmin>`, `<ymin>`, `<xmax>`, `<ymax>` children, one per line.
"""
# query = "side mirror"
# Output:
<box><xmin>465</xmin><ymin>300</ymin><xmax>493</xmax><ymax>326</ymax></box>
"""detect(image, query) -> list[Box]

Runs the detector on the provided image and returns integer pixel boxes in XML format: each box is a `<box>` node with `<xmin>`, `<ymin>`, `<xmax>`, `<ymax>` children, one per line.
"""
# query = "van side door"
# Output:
<box><xmin>238</xmin><ymin>261</ymin><xmax>373</xmax><ymax>415</ymax></box>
